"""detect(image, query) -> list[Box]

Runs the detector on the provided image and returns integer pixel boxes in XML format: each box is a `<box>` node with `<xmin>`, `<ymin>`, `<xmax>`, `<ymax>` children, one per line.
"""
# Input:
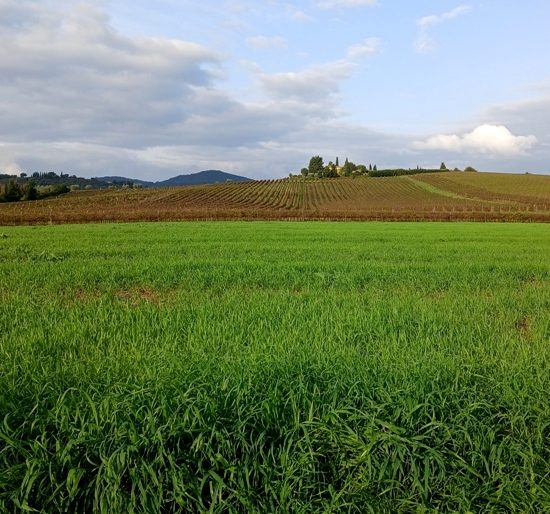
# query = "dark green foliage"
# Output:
<box><xmin>7</xmin><ymin>171</ymin><xmax>124</xmax><ymax>190</ymax></box>
<box><xmin>368</xmin><ymin>168</ymin><xmax>449</xmax><ymax>177</ymax></box>
<box><xmin>464</xmin><ymin>166</ymin><xmax>478</xmax><ymax>172</ymax></box>
<box><xmin>39</xmin><ymin>184</ymin><xmax>71</xmax><ymax>199</ymax></box>
<box><xmin>297</xmin><ymin>158</ymin><xmax>460</xmax><ymax>179</ymax></box>
<box><xmin>0</xmin><ymin>176</ymin><xmax>71</xmax><ymax>203</ymax></box>
<box><xmin>323</xmin><ymin>163</ymin><xmax>338</xmax><ymax>178</ymax></box>
<box><xmin>342</xmin><ymin>158</ymin><xmax>356</xmax><ymax>176</ymax></box>
<box><xmin>308</xmin><ymin>156</ymin><xmax>324</xmax><ymax>176</ymax></box>
<box><xmin>0</xmin><ymin>180</ymin><xmax>22</xmax><ymax>202</ymax></box>
<box><xmin>21</xmin><ymin>180</ymin><xmax>38</xmax><ymax>201</ymax></box>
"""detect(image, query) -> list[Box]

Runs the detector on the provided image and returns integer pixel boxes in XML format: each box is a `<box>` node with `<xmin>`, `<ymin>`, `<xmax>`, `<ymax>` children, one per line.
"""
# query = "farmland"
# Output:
<box><xmin>1</xmin><ymin>171</ymin><xmax>549</xmax><ymax>224</ymax></box>
<box><xmin>1</xmin><ymin>222</ymin><xmax>549</xmax><ymax>512</ymax></box>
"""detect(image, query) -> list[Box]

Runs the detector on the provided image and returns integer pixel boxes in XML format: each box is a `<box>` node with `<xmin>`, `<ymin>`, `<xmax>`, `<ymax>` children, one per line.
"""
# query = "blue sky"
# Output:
<box><xmin>0</xmin><ymin>0</ymin><xmax>549</xmax><ymax>179</ymax></box>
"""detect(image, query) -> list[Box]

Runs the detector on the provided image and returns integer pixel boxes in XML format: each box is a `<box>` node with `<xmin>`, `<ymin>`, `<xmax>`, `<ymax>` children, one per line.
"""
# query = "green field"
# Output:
<box><xmin>1</xmin><ymin>222</ymin><xmax>549</xmax><ymax>512</ymax></box>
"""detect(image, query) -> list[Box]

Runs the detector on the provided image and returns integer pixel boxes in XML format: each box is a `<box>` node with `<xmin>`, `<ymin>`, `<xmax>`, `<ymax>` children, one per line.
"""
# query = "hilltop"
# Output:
<box><xmin>98</xmin><ymin>170</ymin><xmax>253</xmax><ymax>187</ymax></box>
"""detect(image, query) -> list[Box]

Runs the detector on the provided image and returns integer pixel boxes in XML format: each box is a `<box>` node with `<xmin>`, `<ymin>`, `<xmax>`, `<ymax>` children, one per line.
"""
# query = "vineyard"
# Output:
<box><xmin>1</xmin><ymin>172</ymin><xmax>549</xmax><ymax>224</ymax></box>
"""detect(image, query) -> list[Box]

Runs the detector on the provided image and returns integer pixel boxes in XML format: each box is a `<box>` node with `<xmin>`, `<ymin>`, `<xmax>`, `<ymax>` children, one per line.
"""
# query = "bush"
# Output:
<box><xmin>368</xmin><ymin>168</ymin><xmax>449</xmax><ymax>178</ymax></box>
<box><xmin>0</xmin><ymin>180</ymin><xmax>22</xmax><ymax>202</ymax></box>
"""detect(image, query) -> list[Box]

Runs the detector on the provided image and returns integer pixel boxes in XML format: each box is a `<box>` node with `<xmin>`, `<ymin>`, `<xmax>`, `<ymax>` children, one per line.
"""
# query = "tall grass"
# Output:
<box><xmin>1</xmin><ymin>222</ymin><xmax>549</xmax><ymax>512</ymax></box>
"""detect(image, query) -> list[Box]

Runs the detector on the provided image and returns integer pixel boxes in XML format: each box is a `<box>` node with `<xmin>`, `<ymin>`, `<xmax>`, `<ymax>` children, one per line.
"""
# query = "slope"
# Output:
<box><xmin>1</xmin><ymin>172</ymin><xmax>549</xmax><ymax>224</ymax></box>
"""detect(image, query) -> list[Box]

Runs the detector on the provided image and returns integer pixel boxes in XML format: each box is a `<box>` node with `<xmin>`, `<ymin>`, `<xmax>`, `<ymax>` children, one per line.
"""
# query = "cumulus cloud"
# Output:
<box><xmin>412</xmin><ymin>124</ymin><xmax>537</xmax><ymax>156</ymax></box>
<box><xmin>0</xmin><ymin>2</ymin><xmax>223</xmax><ymax>149</ymax></box>
<box><xmin>257</xmin><ymin>61</ymin><xmax>354</xmax><ymax>108</ymax></box>
<box><xmin>347</xmin><ymin>37</ymin><xmax>381</xmax><ymax>59</ymax></box>
<box><xmin>317</xmin><ymin>0</ymin><xmax>378</xmax><ymax>8</ymax></box>
<box><xmin>246</xmin><ymin>35</ymin><xmax>287</xmax><ymax>49</ymax></box>
<box><xmin>0</xmin><ymin>0</ymin><xmax>374</xmax><ymax>178</ymax></box>
<box><xmin>0</xmin><ymin>1</ymin><xmax>546</xmax><ymax>179</ymax></box>
<box><xmin>415</xmin><ymin>5</ymin><xmax>471</xmax><ymax>53</ymax></box>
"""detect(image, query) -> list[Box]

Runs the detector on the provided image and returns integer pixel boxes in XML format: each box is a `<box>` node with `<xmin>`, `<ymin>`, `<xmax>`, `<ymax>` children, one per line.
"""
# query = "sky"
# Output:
<box><xmin>0</xmin><ymin>0</ymin><xmax>549</xmax><ymax>180</ymax></box>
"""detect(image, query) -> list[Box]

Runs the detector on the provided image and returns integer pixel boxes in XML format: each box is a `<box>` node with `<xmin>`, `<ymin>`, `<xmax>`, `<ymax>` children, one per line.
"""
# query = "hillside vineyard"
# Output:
<box><xmin>1</xmin><ymin>172</ymin><xmax>549</xmax><ymax>224</ymax></box>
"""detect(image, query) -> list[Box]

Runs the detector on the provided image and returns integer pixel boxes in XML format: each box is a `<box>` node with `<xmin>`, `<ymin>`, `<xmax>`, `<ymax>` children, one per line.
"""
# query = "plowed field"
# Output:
<box><xmin>1</xmin><ymin>172</ymin><xmax>549</xmax><ymax>224</ymax></box>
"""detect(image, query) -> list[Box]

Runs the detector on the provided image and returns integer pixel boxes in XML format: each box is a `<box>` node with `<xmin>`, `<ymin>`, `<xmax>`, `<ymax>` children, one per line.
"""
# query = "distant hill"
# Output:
<box><xmin>1</xmin><ymin>170</ymin><xmax>253</xmax><ymax>192</ymax></box>
<box><xmin>98</xmin><ymin>170</ymin><xmax>253</xmax><ymax>187</ymax></box>
<box><xmin>96</xmin><ymin>176</ymin><xmax>154</xmax><ymax>187</ymax></box>
<box><xmin>157</xmin><ymin>170</ymin><xmax>253</xmax><ymax>186</ymax></box>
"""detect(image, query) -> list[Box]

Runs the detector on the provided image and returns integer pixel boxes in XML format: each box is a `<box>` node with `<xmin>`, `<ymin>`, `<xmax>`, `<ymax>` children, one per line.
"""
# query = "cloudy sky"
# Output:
<box><xmin>1</xmin><ymin>0</ymin><xmax>549</xmax><ymax>179</ymax></box>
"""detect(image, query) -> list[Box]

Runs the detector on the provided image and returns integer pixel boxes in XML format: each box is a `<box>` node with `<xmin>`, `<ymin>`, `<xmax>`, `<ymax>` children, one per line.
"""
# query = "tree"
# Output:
<box><xmin>324</xmin><ymin>163</ymin><xmax>338</xmax><ymax>178</ymax></box>
<box><xmin>301</xmin><ymin>167</ymin><xmax>308</xmax><ymax>176</ymax></box>
<box><xmin>440</xmin><ymin>162</ymin><xmax>447</xmax><ymax>170</ymax></box>
<box><xmin>308</xmin><ymin>155</ymin><xmax>324</xmax><ymax>177</ymax></box>
<box><xmin>369</xmin><ymin>164</ymin><xmax>372</xmax><ymax>171</ymax></box>
<box><xmin>3</xmin><ymin>179</ymin><xmax>22</xmax><ymax>202</ymax></box>
<box><xmin>342</xmin><ymin>158</ymin><xmax>356</xmax><ymax>177</ymax></box>
<box><xmin>373</xmin><ymin>165</ymin><xmax>377</xmax><ymax>171</ymax></box>
<box><xmin>464</xmin><ymin>166</ymin><xmax>477</xmax><ymax>172</ymax></box>
<box><xmin>335</xmin><ymin>157</ymin><xmax>339</xmax><ymax>167</ymax></box>
<box><xmin>21</xmin><ymin>179</ymin><xmax>38</xmax><ymax>201</ymax></box>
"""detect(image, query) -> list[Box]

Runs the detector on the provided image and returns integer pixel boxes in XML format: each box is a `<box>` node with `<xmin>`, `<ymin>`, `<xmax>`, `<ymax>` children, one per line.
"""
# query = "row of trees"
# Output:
<box><xmin>300</xmin><ymin>156</ymin><xmax>378</xmax><ymax>178</ymax></box>
<box><xmin>0</xmin><ymin>179</ymin><xmax>70</xmax><ymax>203</ymax></box>
<box><xmin>296</xmin><ymin>157</ymin><xmax>475</xmax><ymax>179</ymax></box>
<box><xmin>1</xmin><ymin>171</ymin><xmax>120</xmax><ymax>189</ymax></box>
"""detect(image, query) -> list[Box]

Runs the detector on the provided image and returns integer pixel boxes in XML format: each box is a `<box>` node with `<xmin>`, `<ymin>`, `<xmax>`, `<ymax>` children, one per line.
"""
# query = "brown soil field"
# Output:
<box><xmin>1</xmin><ymin>172</ymin><xmax>549</xmax><ymax>224</ymax></box>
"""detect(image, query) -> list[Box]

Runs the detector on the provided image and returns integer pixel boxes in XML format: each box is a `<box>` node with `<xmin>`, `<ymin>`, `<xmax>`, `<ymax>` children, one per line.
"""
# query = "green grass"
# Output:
<box><xmin>0</xmin><ymin>222</ymin><xmax>549</xmax><ymax>513</ymax></box>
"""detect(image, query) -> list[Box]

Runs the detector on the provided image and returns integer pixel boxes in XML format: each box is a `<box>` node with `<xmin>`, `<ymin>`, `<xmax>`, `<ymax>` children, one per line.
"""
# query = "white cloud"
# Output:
<box><xmin>412</xmin><ymin>124</ymin><xmax>537</xmax><ymax>156</ymax></box>
<box><xmin>246</xmin><ymin>35</ymin><xmax>287</xmax><ymax>49</ymax></box>
<box><xmin>256</xmin><ymin>60</ymin><xmax>355</xmax><ymax>105</ymax></box>
<box><xmin>0</xmin><ymin>2</ymin><xmax>222</xmax><ymax>149</ymax></box>
<box><xmin>289</xmin><ymin>8</ymin><xmax>314</xmax><ymax>22</ymax></box>
<box><xmin>317</xmin><ymin>0</ymin><xmax>378</xmax><ymax>8</ymax></box>
<box><xmin>347</xmin><ymin>37</ymin><xmax>381</xmax><ymax>59</ymax></box>
<box><xmin>0</xmin><ymin>1</ymin><xmax>547</xmax><ymax>179</ymax></box>
<box><xmin>417</xmin><ymin>5</ymin><xmax>472</xmax><ymax>29</ymax></box>
<box><xmin>415</xmin><ymin>5</ymin><xmax>471</xmax><ymax>53</ymax></box>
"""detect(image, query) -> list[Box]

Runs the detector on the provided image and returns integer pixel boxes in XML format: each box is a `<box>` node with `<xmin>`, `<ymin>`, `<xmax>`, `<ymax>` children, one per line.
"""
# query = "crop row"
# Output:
<box><xmin>0</xmin><ymin>173</ymin><xmax>549</xmax><ymax>224</ymax></box>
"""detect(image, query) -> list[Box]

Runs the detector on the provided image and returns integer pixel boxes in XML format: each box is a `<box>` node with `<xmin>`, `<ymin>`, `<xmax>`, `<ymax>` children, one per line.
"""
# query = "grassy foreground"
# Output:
<box><xmin>0</xmin><ymin>222</ymin><xmax>549</xmax><ymax>512</ymax></box>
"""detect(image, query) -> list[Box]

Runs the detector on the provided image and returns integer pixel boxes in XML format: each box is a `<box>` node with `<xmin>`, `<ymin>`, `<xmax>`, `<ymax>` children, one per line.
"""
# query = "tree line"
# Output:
<box><xmin>0</xmin><ymin>179</ymin><xmax>70</xmax><ymax>203</ymax></box>
<box><xmin>295</xmin><ymin>157</ymin><xmax>476</xmax><ymax>179</ymax></box>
